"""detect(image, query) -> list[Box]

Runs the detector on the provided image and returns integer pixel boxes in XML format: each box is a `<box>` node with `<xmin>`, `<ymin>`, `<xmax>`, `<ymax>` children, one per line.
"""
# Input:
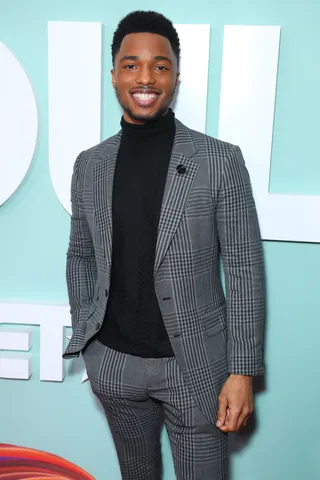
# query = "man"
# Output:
<box><xmin>63</xmin><ymin>10</ymin><xmax>265</xmax><ymax>480</ymax></box>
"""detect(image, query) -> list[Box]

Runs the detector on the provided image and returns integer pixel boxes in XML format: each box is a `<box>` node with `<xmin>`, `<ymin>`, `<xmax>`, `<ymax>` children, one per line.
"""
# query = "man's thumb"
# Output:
<box><xmin>216</xmin><ymin>395</ymin><xmax>227</xmax><ymax>427</ymax></box>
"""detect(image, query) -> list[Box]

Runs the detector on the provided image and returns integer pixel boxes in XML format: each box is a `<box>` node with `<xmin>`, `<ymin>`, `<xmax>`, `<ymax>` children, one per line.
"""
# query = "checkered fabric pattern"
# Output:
<box><xmin>63</xmin><ymin>118</ymin><xmax>265</xmax><ymax>426</ymax></box>
<box><xmin>83</xmin><ymin>338</ymin><xmax>228</xmax><ymax>480</ymax></box>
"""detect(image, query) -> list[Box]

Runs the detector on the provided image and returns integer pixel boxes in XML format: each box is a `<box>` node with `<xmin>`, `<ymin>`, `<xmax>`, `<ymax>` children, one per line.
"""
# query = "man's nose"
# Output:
<box><xmin>136</xmin><ymin>65</ymin><xmax>156</xmax><ymax>85</ymax></box>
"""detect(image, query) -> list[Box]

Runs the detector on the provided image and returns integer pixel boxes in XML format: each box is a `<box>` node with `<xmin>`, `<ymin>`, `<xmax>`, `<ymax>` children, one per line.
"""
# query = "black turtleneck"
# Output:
<box><xmin>96</xmin><ymin>109</ymin><xmax>175</xmax><ymax>357</ymax></box>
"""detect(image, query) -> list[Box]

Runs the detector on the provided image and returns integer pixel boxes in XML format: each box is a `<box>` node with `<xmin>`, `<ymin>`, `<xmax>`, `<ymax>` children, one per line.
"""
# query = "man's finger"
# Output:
<box><xmin>216</xmin><ymin>395</ymin><xmax>228</xmax><ymax>428</ymax></box>
<box><xmin>224</xmin><ymin>406</ymin><xmax>241</xmax><ymax>432</ymax></box>
<box><xmin>236</xmin><ymin>412</ymin><xmax>249</xmax><ymax>431</ymax></box>
<box><xmin>226</xmin><ymin>407</ymin><xmax>231</xmax><ymax>425</ymax></box>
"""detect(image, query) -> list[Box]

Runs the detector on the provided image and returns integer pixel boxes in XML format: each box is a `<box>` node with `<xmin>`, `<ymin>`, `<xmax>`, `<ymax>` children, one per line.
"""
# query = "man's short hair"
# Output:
<box><xmin>111</xmin><ymin>11</ymin><xmax>180</xmax><ymax>67</ymax></box>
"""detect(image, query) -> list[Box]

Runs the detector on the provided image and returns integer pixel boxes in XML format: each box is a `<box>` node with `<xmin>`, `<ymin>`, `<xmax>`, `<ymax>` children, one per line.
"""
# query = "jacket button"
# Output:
<box><xmin>105</xmin><ymin>289</ymin><xmax>108</xmax><ymax>297</ymax></box>
<box><xmin>95</xmin><ymin>322</ymin><xmax>101</xmax><ymax>330</ymax></box>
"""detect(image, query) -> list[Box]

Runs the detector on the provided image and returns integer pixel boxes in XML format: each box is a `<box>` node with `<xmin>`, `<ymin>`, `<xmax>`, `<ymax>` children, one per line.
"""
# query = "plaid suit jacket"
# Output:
<box><xmin>63</xmin><ymin>118</ymin><xmax>265</xmax><ymax>424</ymax></box>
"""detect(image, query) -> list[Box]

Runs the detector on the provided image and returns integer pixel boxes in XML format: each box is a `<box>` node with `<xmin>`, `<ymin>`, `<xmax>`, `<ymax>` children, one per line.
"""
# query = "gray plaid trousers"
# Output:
<box><xmin>83</xmin><ymin>338</ymin><xmax>228</xmax><ymax>480</ymax></box>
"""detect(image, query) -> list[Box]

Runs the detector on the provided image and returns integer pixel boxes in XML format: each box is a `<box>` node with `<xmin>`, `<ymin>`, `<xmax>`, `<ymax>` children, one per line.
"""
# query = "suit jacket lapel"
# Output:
<box><xmin>92</xmin><ymin>132</ymin><xmax>121</xmax><ymax>278</ymax></box>
<box><xmin>154</xmin><ymin>119</ymin><xmax>199</xmax><ymax>276</ymax></box>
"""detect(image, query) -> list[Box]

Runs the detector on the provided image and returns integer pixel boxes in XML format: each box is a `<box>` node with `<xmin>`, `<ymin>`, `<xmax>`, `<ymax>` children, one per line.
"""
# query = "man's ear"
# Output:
<box><xmin>111</xmin><ymin>68</ymin><xmax>116</xmax><ymax>89</ymax></box>
<box><xmin>175</xmin><ymin>72</ymin><xmax>180</xmax><ymax>88</ymax></box>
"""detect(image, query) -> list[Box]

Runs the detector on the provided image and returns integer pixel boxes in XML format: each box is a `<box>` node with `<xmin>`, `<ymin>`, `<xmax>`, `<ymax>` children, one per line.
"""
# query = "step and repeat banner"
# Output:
<box><xmin>1</xmin><ymin>1</ymin><xmax>319</xmax><ymax>479</ymax></box>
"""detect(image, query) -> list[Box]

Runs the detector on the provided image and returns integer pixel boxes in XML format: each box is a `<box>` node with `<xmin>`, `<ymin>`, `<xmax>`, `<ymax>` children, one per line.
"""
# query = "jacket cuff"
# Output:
<box><xmin>228</xmin><ymin>355</ymin><xmax>265</xmax><ymax>377</ymax></box>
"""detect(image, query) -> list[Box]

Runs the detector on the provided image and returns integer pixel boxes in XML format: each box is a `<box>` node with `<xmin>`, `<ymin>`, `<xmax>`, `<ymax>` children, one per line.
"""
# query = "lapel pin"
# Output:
<box><xmin>176</xmin><ymin>164</ymin><xmax>187</xmax><ymax>175</ymax></box>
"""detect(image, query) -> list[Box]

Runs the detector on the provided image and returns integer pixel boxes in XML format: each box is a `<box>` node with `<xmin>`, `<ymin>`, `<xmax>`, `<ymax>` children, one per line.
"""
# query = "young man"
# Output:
<box><xmin>63</xmin><ymin>10</ymin><xmax>266</xmax><ymax>480</ymax></box>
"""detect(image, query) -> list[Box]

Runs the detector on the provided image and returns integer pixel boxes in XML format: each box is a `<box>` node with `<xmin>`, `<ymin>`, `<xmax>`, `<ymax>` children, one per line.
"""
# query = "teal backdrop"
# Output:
<box><xmin>0</xmin><ymin>1</ymin><xmax>319</xmax><ymax>479</ymax></box>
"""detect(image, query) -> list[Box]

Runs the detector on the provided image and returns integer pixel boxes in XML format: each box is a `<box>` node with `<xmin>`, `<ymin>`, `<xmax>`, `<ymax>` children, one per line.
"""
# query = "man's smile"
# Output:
<box><xmin>130</xmin><ymin>89</ymin><xmax>161</xmax><ymax>107</ymax></box>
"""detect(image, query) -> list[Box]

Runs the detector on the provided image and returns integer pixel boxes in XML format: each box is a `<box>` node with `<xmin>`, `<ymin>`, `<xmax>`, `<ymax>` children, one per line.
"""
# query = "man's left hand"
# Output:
<box><xmin>216</xmin><ymin>374</ymin><xmax>253</xmax><ymax>432</ymax></box>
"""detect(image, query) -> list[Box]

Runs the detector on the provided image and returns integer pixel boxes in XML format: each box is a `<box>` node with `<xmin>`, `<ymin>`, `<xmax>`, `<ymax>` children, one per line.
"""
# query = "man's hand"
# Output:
<box><xmin>216</xmin><ymin>374</ymin><xmax>253</xmax><ymax>432</ymax></box>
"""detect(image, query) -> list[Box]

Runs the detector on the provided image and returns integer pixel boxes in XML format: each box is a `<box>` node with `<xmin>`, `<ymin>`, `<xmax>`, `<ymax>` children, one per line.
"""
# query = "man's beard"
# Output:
<box><xmin>115</xmin><ymin>87</ymin><xmax>175</xmax><ymax>123</ymax></box>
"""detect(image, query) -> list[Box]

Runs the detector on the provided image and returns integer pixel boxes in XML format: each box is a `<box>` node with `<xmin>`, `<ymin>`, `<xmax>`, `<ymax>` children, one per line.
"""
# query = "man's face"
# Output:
<box><xmin>112</xmin><ymin>32</ymin><xmax>179</xmax><ymax>124</ymax></box>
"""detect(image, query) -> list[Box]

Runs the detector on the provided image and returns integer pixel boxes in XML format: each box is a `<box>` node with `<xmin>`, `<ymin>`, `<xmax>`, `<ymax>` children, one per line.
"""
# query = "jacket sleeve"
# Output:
<box><xmin>216</xmin><ymin>145</ymin><xmax>266</xmax><ymax>376</ymax></box>
<box><xmin>66</xmin><ymin>153</ymin><xmax>97</xmax><ymax>330</ymax></box>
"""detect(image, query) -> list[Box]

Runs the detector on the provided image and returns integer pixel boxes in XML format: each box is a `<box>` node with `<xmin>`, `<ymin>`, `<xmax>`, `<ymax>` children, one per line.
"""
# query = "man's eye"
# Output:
<box><xmin>156</xmin><ymin>65</ymin><xmax>169</xmax><ymax>71</ymax></box>
<box><xmin>124</xmin><ymin>64</ymin><xmax>136</xmax><ymax>69</ymax></box>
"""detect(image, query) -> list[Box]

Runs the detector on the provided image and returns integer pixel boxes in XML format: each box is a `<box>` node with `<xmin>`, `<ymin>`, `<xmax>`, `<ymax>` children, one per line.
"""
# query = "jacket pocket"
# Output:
<box><xmin>200</xmin><ymin>303</ymin><xmax>226</xmax><ymax>336</ymax></box>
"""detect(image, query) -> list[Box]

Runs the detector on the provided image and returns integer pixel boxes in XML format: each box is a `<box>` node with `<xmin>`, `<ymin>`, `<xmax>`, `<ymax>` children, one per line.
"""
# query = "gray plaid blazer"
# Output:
<box><xmin>63</xmin><ymin>118</ymin><xmax>265</xmax><ymax>424</ymax></box>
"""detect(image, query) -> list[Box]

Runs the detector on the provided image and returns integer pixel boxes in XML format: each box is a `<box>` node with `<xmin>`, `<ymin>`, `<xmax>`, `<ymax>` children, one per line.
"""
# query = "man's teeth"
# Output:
<box><xmin>133</xmin><ymin>93</ymin><xmax>157</xmax><ymax>100</ymax></box>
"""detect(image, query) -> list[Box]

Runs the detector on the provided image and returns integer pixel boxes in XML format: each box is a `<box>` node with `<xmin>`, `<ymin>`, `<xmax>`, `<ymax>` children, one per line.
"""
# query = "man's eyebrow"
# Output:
<box><xmin>153</xmin><ymin>56</ymin><xmax>173</xmax><ymax>65</ymax></box>
<box><xmin>119</xmin><ymin>55</ymin><xmax>173</xmax><ymax>65</ymax></box>
<box><xmin>119</xmin><ymin>55</ymin><xmax>140</xmax><ymax>63</ymax></box>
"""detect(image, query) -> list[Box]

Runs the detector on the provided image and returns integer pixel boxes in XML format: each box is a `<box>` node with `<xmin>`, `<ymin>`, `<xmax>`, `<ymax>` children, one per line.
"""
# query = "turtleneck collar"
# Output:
<box><xmin>120</xmin><ymin>108</ymin><xmax>175</xmax><ymax>139</ymax></box>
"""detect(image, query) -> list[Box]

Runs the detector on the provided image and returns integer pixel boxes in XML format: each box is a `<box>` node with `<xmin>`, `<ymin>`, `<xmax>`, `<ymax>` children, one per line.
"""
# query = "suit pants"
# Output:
<box><xmin>83</xmin><ymin>338</ymin><xmax>228</xmax><ymax>480</ymax></box>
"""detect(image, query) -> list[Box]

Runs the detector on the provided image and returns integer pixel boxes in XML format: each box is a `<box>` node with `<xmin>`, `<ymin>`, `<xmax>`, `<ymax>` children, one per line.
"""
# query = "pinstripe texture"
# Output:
<box><xmin>83</xmin><ymin>339</ymin><xmax>228</xmax><ymax>479</ymax></box>
<box><xmin>63</xmin><ymin>118</ymin><xmax>266</xmax><ymax>427</ymax></box>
